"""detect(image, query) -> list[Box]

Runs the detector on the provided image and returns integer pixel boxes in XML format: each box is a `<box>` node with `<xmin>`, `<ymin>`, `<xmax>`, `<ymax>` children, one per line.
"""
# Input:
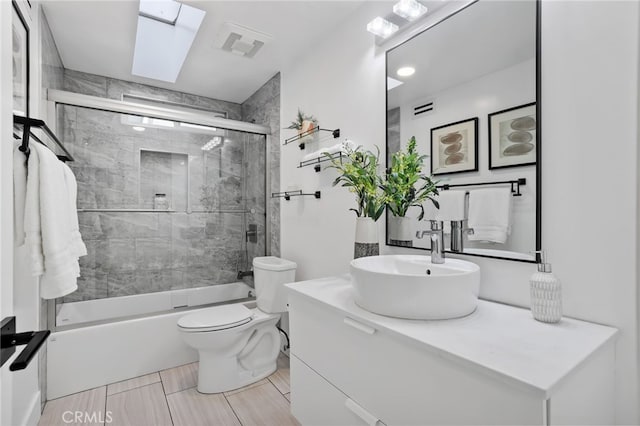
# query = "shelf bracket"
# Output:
<box><xmin>1</xmin><ymin>317</ymin><xmax>51</xmax><ymax>371</ymax></box>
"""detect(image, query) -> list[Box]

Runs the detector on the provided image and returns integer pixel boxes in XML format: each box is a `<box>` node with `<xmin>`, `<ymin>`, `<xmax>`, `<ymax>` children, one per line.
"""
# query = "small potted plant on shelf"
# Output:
<box><xmin>325</xmin><ymin>143</ymin><xmax>386</xmax><ymax>259</ymax></box>
<box><xmin>286</xmin><ymin>109</ymin><xmax>318</xmax><ymax>148</ymax></box>
<box><xmin>383</xmin><ymin>136</ymin><xmax>439</xmax><ymax>247</ymax></box>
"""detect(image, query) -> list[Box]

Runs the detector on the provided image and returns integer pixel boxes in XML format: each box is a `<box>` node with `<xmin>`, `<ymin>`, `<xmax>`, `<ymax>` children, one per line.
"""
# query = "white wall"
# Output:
<box><xmin>540</xmin><ymin>1</ymin><xmax>639</xmax><ymax>422</ymax></box>
<box><xmin>281</xmin><ymin>1</ymin><xmax>639</xmax><ymax>423</ymax></box>
<box><xmin>280</xmin><ymin>1</ymin><xmax>390</xmax><ymax>281</ymax></box>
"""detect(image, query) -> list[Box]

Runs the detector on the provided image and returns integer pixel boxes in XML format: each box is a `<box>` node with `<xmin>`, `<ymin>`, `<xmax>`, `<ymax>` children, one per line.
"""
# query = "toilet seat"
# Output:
<box><xmin>178</xmin><ymin>304</ymin><xmax>253</xmax><ymax>332</ymax></box>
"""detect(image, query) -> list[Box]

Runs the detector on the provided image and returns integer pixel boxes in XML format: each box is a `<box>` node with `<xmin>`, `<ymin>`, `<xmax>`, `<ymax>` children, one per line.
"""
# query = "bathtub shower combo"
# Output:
<box><xmin>45</xmin><ymin>90</ymin><xmax>274</xmax><ymax>398</ymax></box>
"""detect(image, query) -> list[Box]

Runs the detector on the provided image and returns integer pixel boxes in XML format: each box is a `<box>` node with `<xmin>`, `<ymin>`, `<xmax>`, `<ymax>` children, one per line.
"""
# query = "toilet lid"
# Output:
<box><xmin>178</xmin><ymin>305</ymin><xmax>253</xmax><ymax>331</ymax></box>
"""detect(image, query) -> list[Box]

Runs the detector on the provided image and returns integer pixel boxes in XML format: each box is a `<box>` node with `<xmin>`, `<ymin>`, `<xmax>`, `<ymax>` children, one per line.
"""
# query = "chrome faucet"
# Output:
<box><xmin>450</xmin><ymin>220</ymin><xmax>474</xmax><ymax>253</ymax></box>
<box><xmin>416</xmin><ymin>220</ymin><xmax>445</xmax><ymax>264</ymax></box>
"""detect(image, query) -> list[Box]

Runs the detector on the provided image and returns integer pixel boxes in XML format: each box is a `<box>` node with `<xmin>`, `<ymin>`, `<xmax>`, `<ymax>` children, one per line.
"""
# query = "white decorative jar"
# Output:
<box><xmin>354</xmin><ymin>217</ymin><xmax>379</xmax><ymax>259</ymax></box>
<box><xmin>389</xmin><ymin>215</ymin><xmax>413</xmax><ymax>247</ymax></box>
<box><xmin>530</xmin><ymin>252</ymin><xmax>562</xmax><ymax>323</ymax></box>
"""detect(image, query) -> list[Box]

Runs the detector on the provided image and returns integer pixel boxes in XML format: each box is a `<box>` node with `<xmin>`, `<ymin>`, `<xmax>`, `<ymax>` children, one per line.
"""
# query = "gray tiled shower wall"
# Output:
<box><xmin>241</xmin><ymin>73</ymin><xmax>281</xmax><ymax>258</ymax></box>
<box><xmin>57</xmin><ymin>70</ymin><xmax>274</xmax><ymax>302</ymax></box>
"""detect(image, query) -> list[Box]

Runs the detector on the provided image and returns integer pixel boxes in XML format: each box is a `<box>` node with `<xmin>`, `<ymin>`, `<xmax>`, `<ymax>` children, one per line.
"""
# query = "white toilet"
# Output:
<box><xmin>178</xmin><ymin>256</ymin><xmax>296</xmax><ymax>394</ymax></box>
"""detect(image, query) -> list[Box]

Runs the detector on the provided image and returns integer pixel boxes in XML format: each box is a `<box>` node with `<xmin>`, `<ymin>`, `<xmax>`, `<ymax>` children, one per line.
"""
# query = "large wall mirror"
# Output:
<box><xmin>385</xmin><ymin>0</ymin><xmax>540</xmax><ymax>262</ymax></box>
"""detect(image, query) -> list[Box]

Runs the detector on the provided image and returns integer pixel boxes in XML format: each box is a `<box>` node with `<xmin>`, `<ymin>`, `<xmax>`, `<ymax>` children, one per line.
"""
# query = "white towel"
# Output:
<box><xmin>421</xmin><ymin>190</ymin><xmax>465</xmax><ymax>234</ymax></box>
<box><xmin>23</xmin><ymin>146</ymin><xmax>45</xmax><ymax>275</ymax></box>
<box><xmin>301</xmin><ymin>150</ymin><xmax>320</xmax><ymax>162</ymax></box>
<box><xmin>322</xmin><ymin>139</ymin><xmax>355</xmax><ymax>156</ymax></box>
<box><xmin>468</xmin><ymin>188</ymin><xmax>512</xmax><ymax>244</ymax></box>
<box><xmin>322</xmin><ymin>143</ymin><xmax>342</xmax><ymax>156</ymax></box>
<box><xmin>23</xmin><ymin>143</ymin><xmax>86</xmax><ymax>299</ymax></box>
<box><xmin>14</xmin><ymin>148</ymin><xmax>27</xmax><ymax>246</ymax></box>
<box><xmin>63</xmin><ymin>163</ymin><xmax>87</xmax><ymax>260</ymax></box>
<box><xmin>435</xmin><ymin>190</ymin><xmax>466</xmax><ymax>222</ymax></box>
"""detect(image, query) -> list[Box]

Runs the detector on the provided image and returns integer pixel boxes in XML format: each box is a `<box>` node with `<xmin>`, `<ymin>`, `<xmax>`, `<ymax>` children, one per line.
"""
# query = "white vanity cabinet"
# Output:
<box><xmin>286</xmin><ymin>276</ymin><xmax>617</xmax><ymax>426</ymax></box>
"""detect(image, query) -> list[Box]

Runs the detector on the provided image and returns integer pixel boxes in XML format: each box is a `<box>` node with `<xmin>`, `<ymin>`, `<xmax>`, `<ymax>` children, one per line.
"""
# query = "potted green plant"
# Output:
<box><xmin>285</xmin><ymin>108</ymin><xmax>317</xmax><ymax>136</ymax></box>
<box><xmin>383</xmin><ymin>136</ymin><xmax>439</xmax><ymax>247</ymax></box>
<box><xmin>325</xmin><ymin>143</ymin><xmax>386</xmax><ymax>259</ymax></box>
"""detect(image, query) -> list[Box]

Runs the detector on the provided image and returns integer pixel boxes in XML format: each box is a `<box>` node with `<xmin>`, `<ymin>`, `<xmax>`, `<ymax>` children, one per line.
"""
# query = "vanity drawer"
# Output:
<box><xmin>290</xmin><ymin>354</ymin><xmax>385</xmax><ymax>426</ymax></box>
<box><xmin>289</xmin><ymin>294</ymin><xmax>544</xmax><ymax>425</ymax></box>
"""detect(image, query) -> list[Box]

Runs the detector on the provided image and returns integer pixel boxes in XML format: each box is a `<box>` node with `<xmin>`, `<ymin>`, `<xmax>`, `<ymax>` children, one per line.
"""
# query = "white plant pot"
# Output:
<box><xmin>389</xmin><ymin>216</ymin><xmax>413</xmax><ymax>247</ymax></box>
<box><xmin>354</xmin><ymin>217</ymin><xmax>379</xmax><ymax>259</ymax></box>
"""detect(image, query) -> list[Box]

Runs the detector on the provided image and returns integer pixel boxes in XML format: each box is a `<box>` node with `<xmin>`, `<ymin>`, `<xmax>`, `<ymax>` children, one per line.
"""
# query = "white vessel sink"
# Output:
<box><xmin>350</xmin><ymin>255</ymin><xmax>480</xmax><ymax>320</ymax></box>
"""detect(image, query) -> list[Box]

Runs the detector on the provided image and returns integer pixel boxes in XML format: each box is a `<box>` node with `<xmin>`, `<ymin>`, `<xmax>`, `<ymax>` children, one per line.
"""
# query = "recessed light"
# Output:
<box><xmin>366</xmin><ymin>17</ymin><xmax>399</xmax><ymax>39</ymax></box>
<box><xmin>393</xmin><ymin>0</ymin><xmax>428</xmax><ymax>22</ymax></box>
<box><xmin>132</xmin><ymin>126</ymin><xmax>146</xmax><ymax>132</ymax></box>
<box><xmin>397</xmin><ymin>66</ymin><xmax>416</xmax><ymax>77</ymax></box>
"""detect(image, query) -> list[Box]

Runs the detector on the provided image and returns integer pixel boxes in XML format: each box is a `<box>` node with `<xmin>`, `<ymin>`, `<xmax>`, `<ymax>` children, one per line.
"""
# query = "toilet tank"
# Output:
<box><xmin>252</xmin><ymin>256</ymin><xmax>297</xmax><ymax>314</ymax></box>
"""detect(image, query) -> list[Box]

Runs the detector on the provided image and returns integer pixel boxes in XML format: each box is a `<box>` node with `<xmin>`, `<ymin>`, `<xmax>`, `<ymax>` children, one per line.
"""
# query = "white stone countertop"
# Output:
<box><xmin>286</xmin><ymin>275</ymin><xmax>618</xmax><ymax>398</ymax></box>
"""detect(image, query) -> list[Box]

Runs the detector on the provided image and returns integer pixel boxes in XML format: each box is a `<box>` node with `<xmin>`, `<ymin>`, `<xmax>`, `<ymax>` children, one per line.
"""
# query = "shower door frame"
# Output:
<box><xmin>45</xmin><ymin>89</ymin><xmax>272</xmax><ymax>331</ymax></box>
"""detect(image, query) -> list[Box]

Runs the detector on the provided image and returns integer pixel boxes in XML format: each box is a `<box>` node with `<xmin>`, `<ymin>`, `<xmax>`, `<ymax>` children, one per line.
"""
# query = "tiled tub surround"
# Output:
<box><xmin>241</xmin><ymin>73</ymin><xmax>281</xmax><ymax>258</ymax></box>
<box><xmin>61</xmin><ymin>68</ymin><xmax>280</xmax><ymax>258</ymax></box>
<box><xmin>60</xmin><ymin>104</ymin><xmax>267</xmax><ymax>304</ymax></box>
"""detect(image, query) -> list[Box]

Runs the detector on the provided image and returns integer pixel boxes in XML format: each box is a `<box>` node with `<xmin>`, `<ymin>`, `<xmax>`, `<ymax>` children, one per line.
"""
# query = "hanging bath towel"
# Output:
<box><xmin>22</xmin><ymin>143</ymin><xmax>86</xmax><ymax>299</ymax></box>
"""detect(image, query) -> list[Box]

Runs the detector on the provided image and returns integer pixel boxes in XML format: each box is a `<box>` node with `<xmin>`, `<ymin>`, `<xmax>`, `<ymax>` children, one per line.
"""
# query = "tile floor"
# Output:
<box><xmin>39</xmin><ymin>353</ymin><xmax>298</xmax><ymax>426</ymax></box>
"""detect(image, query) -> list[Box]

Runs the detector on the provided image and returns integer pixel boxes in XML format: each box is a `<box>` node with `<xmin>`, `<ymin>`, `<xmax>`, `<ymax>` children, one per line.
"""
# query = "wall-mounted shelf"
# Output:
<box><xmin>438</xmin><ymin>178</ymin><xmax>526</xmax><ymax>196</ymax></box>
<box><xmin>298</xmin><ymin>152</ymin><xmax>344</xmax><ymax>172</ymax></box>
<box><xmin>13</xmin><ymin>115</ymin><xmax>74</xmax><ymax>162</ymax></box>
<box><xmin>271</xmin><ymin>190</ymin><xmax>321</xmax><ymax>201</ymax></box>
<box><xmin>283</xmin><ymin>127</ymin><xmax>340</xmax><ymax>150</ymax></box>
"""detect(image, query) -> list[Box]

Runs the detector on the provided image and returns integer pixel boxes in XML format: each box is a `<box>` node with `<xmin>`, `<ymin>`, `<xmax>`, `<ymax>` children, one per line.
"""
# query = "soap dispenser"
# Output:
<box><xmin>530</xmin><ymin>251</ymin><xmax>562</xmax><ymax>323</ymax></box>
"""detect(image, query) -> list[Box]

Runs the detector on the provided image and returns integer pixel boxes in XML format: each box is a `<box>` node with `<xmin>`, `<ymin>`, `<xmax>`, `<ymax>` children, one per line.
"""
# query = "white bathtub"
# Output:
<box><xmin>48</xmin><ymin>283</ymin><xmax>256</xmax><ymax>399</ymax></box>
<box><xmin>56</xmin><ymin>282</ymin><xmax>255</xmax><ymax>326</ymax></box>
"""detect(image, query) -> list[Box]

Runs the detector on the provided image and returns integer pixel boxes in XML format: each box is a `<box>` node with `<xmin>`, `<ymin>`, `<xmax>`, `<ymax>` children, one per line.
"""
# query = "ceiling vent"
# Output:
<box><xmin>412</xmin><ymin>99</ymin><xmax>435</xmax><ymax>119</ymax></box>
<box><xmin>216</xmin><ymin>22</ymin><xmax>272</xmax><ymax>58</ymax></box>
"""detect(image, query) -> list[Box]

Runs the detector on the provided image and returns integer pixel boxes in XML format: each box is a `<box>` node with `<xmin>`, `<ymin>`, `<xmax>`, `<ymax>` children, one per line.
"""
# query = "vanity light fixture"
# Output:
<box><xmin>132</xmin><ymin>126</ymin><xmax>146</xmax><ymax>132</ymax></box>
<box><xmin>397</xmin><ymin>66</ymin><xmax>416</xmax><ymax>77</ymax></box>
<box><xmin>366</xmin><ymin>17</ymin><xmax>399</xmax><ymax>39</ymax></box>
<box><xmin>393</xmin><ymin>0</ymin><xmax>428</xmax><ymax>22</ymax></box>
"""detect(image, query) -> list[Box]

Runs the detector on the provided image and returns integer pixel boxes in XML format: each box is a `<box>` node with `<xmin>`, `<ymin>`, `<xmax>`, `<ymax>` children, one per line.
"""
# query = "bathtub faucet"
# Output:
<box><xmin>237</xmin><ymin>270</ymin><xmax>254</xmax><ymax>280</ymax></box>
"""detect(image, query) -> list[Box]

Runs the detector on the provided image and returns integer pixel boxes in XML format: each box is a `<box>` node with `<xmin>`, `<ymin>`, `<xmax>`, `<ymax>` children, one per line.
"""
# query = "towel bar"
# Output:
<box><xmin>438</xmin><ymin>178</ymin><xmax>525</xmax><ymax>196</ymax></box>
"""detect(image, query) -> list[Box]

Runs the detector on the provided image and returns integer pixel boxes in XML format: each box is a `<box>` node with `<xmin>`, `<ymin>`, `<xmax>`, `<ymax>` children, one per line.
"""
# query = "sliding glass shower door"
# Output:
<box><xmin>53</xmin><ymin>102</ymin><xmax>267</xmax><ymax>327</ymax></box>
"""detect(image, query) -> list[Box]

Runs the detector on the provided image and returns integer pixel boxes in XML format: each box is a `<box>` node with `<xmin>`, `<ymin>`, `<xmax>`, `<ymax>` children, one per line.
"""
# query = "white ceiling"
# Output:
<box><xmin>42</xmin><ymin>0</ymin><xmax>366</xmax><ymax>104</ymax></box>
<box><xmin>387</xmin><ymin>0</ymin><xmax>536</xmax><ymax>109</ymax></box>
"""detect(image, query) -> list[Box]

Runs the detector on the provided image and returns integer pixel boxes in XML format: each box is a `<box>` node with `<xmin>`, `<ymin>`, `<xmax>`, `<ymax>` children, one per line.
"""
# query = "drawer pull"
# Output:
<box><xmin>343</xmin><ymin>317</ymin><xmax>376</xmax><ymax>335</ymax></box>
<box><xmin>345</xmin><ymin>398</ymin><xmax>381</xmax><ymax>426</ymax></box>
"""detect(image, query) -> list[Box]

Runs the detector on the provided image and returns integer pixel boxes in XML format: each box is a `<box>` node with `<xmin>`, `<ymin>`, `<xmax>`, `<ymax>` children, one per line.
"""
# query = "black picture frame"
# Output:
<box><xmin>488</xmin><ymin>102</ymin><xmax>536</xmax><ymax>170</ymax></box>
<box><xmin>430</xmin><ymin>117</ymin><xmax>479</xmax><ymax>176</ymax></box>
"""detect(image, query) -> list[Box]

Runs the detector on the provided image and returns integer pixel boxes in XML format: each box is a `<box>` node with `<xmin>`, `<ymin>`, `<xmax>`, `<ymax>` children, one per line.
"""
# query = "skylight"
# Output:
<box><xmin>138</xmin><ymin>0</ymin><xmax>182</xmax><ymax>25</ymax></box>
<box><xmin>132</xmin><ymin>0</ymin><xmax>206</xmax><ymax>83</ymax></box>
